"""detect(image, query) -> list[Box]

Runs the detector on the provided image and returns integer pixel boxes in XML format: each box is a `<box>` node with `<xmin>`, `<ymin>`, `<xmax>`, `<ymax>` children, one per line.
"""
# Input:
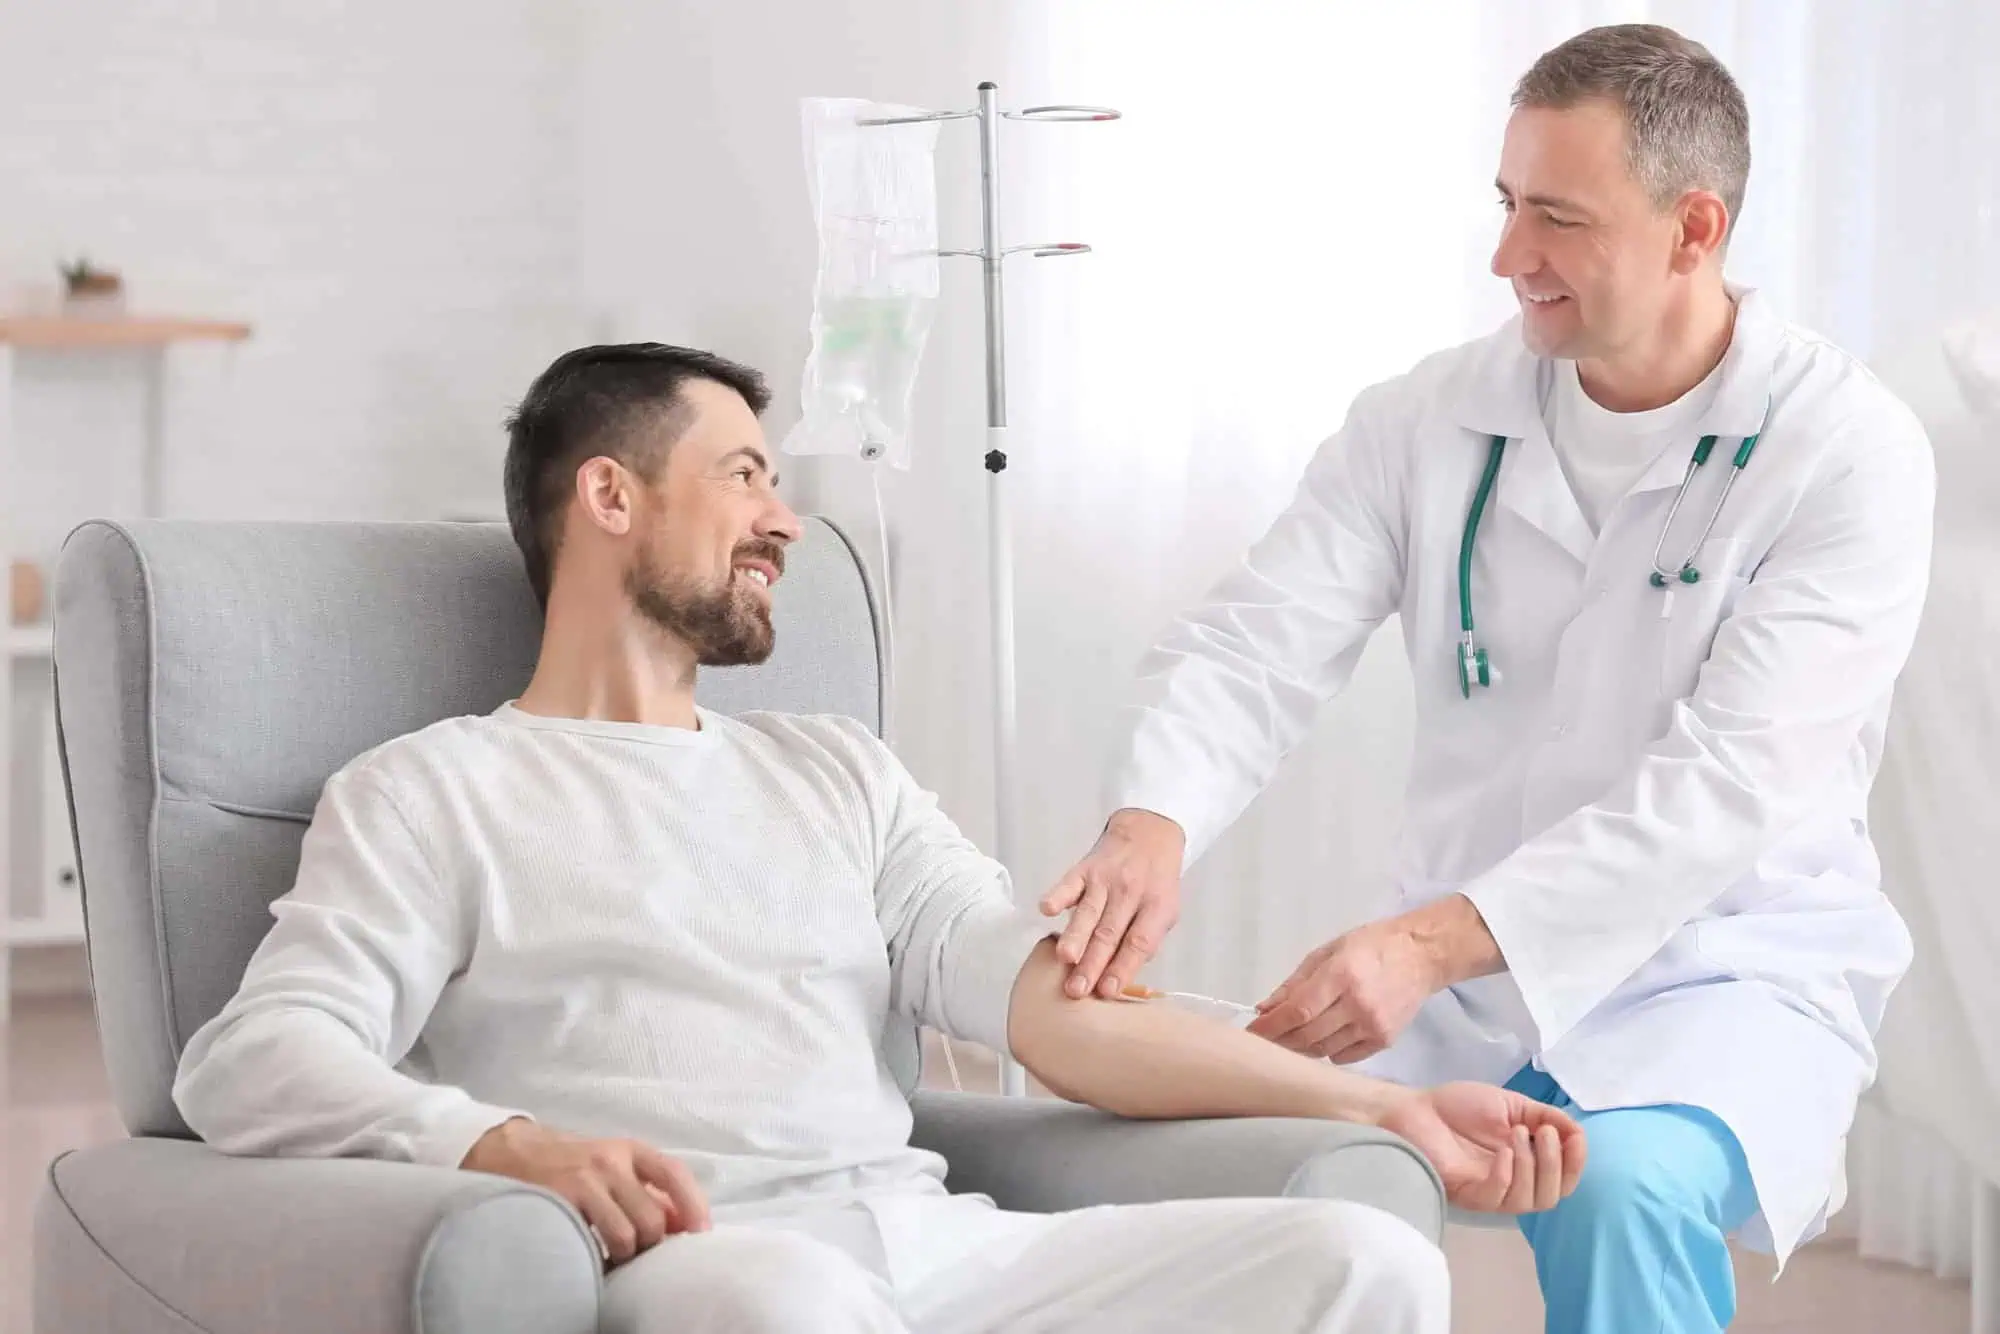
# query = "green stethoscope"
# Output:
<box><xmin>1457</xmin><ymin>426</ymin><xmax>1764</xmax><ymax>699</ymax></box>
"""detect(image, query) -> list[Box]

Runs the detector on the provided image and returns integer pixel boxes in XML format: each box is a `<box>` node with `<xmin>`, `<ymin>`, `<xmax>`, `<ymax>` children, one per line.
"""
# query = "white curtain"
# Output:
<box><xmin>1853</xmin><ymin>316</ymin><xmax>2000</xmax><ymax>1283</ymax></box>
<box><xmin>851</xmin><ymin>0</ymin><xmax>2000</xmax><ymax>1272</ymax></box>
<box><xmin>982</xmin><ymin>0</ymin><xmax>1512</xmax><ymax>995</ymax></box>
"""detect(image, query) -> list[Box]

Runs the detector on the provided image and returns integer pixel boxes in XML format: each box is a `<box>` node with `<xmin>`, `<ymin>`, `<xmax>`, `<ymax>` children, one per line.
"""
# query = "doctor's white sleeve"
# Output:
<box><xmin>172</xmin><ymin>766</ymin><xmax>526</xmax><ymax>1167</ymax></box>
<box><xmin>832</xmin><ymin>718</ymin><xmax>1055</xmax><ymax>1052</ymax></box>
<box><xmin>1464</xmin><ymin>419</ymin><xmax>1937</xmax><ymax>1050</ymax></box>
<box><xmin>1106</xmin><ymin>384</ymin><xmax>1410</xmax><ymax>864</ymax></box>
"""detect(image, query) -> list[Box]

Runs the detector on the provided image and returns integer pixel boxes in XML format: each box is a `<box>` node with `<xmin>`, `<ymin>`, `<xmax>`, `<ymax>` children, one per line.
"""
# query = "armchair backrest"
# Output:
<box><xmin>53</xmin><ymin>518</ymin><xmax>894</xmax><ymax>1137</ymax></box>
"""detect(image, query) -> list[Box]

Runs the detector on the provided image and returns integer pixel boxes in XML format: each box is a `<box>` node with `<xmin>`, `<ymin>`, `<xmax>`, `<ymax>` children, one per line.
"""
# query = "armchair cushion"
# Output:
<box><xmin>34</xmin><ymin>1139</ymin><xmax>600</xmax><ymax>1334</ymax></box>
<box><xmin>38</xmin><ymin>1099</ymin><xmax>1445</xmax><ymax>1334</ymax></box>
<box><xmin>909</xmin><ymin>1090</ymin><xmax>1445</xmax><ymax>1242</ymax></box>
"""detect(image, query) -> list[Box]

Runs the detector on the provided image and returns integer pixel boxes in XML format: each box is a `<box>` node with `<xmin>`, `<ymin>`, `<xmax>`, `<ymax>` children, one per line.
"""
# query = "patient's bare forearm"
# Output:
<box><xmin>1006</xmin><ymin>940</ymin><xmax>1406</xmax><ymax>1126</ymax></box>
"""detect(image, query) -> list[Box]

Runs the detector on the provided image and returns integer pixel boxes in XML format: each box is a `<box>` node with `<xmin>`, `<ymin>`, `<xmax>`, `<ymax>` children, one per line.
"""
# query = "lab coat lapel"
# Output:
<box><xmin>1626</xmin><ymin>286</ymin><xmax>1785</xmax><ymax>497</ymax></box>
<box><xmin>1496</xmin><ymin>426</ymin><xmax>1596</xmax><ymax>565</ymax></box>
<box><xmin>1449</xmin><ymin>318</ymin><xmax>1595</xmax><ymax>566</ymax></box>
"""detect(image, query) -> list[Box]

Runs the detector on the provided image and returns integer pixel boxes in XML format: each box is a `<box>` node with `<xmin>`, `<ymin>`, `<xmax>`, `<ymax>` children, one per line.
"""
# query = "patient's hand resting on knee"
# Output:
<box><xmin>461</xmin><ymin>1117</ymin><xmax>711</xmax><ymax>1265</ymax></box>
<box><xmin>1376</xmin><ymin>1082</ymin><xmax>1586</xmax><ymax>1213</ymax></box>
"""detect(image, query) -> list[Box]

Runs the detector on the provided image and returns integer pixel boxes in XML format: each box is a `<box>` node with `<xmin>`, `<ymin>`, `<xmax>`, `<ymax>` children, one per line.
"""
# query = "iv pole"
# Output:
<box><xmin>860</xmin><ymin>84</ymin><xmax>1120</xmax><ymax>1097</ymax></box>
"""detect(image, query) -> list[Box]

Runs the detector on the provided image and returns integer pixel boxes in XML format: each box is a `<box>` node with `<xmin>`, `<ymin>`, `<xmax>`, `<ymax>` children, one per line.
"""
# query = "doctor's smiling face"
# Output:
<box><xmin>1492</xmin><ymin>99</ymin><xmax>1677</xmax><ymax>360</ymax></box>
<box><xmin>1489</xmin><ymin>25</ymin><xmax>1749</xmax><ymax>369</ymax></box>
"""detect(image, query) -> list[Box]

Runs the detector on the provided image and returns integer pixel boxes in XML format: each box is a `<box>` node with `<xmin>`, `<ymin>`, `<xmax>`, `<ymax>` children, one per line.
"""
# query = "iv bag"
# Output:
<box><xmin>780</xmin><ymin>97</ymin><xmax>942</xmax><ymax>471</ymax></box>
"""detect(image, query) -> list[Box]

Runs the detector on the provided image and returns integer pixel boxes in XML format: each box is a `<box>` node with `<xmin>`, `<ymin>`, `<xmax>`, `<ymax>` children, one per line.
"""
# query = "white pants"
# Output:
<box><xmin>601</xmin><ymin>1193</ymin><xmax>1448</xmax><ymax>1334</ymax></box>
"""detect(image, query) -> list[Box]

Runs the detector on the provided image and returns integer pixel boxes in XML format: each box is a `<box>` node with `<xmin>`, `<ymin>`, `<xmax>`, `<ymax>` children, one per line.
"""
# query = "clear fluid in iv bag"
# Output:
<box><xmin>795</xmin><ymin>293</ymin><xmax>935</xmax><ymax>464</ymax></box>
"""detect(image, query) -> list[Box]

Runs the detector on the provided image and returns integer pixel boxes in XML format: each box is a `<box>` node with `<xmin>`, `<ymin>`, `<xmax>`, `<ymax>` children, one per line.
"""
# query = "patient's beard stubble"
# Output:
<box><xmin>625</xmin><ymin>544</ymin><xmax>777</xmax><ymax>667</ymax></box>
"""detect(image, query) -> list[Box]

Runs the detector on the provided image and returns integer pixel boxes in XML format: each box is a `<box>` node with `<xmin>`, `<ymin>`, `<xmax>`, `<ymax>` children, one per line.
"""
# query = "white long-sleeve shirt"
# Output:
<box><xmin>173</xmin><ymin>705</ymin><xmax>1051</xmax><ymax>1217</ymax></box>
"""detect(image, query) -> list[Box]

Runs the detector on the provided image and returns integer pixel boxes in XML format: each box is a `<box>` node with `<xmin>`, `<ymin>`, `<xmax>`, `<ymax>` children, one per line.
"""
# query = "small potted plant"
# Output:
<box><xmin>59</xmin><ymin>257</ymin><xmax>125</xmax><ymax>314</ymax></box>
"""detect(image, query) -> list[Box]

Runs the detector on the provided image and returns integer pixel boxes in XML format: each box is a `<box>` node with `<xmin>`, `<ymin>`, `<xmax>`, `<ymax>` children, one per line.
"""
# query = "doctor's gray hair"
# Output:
<box><xmin>1514</xmin><ymin>24</ymin><xmax>1750</xmax><ymax>234</ymax></box>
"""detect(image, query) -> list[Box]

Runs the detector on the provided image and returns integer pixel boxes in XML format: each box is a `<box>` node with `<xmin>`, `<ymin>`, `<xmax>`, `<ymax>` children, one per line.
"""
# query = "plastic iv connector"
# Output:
<box><xmin>1117</xmin><ymin>985</ymin><xmax>1260</xmax><ymax>1030</ymax></box>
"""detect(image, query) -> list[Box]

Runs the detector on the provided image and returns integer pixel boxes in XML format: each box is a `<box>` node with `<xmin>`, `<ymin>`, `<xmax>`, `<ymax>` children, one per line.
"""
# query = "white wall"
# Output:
<box><xmin>0</xmin><ymin>0</ymin><xmax>593</xmax><ymax>558</ymax></box>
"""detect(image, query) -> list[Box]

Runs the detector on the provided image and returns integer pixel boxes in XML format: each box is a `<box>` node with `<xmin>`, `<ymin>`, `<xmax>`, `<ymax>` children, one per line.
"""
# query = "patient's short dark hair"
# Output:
<box><xmin>503</xmin><ymin>343</ymin><xmax>770</xmax><ymax>608</ymax></box>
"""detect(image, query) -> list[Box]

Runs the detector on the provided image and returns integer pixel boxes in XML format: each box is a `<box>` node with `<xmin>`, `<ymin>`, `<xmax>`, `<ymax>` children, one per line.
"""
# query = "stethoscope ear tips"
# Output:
<box><xmin>1650</xmin><ymin>568</ymin><xmax>1703</xmax><ymax>589</ymax></box>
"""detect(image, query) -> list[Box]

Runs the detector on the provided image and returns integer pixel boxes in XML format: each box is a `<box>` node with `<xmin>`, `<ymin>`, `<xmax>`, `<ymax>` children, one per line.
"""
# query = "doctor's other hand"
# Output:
<box><xmin>461</xmin><ymin>1117</ymin><xmax>710</xmax><ymax>1266</ymax></box>
<box><xmin>1248</xmin><ymin>915</ymin><xmax>1446</xmax><ymax>1063</ymax></box>
<box><xmin>1378</xmin><ymin>1083</ymin><xmax>1587</xmax><ymax>1214</ymax></box>
<box><xmin>1040</xmin><ymin>808</ymin><xmax>1186</xmax><ymax>1000</ymax></box>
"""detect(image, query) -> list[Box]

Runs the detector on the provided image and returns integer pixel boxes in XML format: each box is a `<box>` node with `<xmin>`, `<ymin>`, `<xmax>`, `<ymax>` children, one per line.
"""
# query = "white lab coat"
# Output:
<box><xmin>1110</xmin><ymin>289</ymin><xmax>1936</xmax><ymax>1261</ymax></box>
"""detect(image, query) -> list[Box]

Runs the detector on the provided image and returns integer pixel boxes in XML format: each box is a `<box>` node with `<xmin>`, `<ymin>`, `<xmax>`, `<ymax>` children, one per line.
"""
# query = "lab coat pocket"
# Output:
<box><xmin>1658</xmin><ymin>537</ymin><xmax>1751</xmax><ymax>700</ymax></box>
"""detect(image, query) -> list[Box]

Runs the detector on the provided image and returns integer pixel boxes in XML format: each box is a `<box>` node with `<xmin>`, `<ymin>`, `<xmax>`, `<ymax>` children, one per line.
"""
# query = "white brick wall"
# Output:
<box><xmin>0</xmin><ymin>0</ymin><xmax>592</xmax><ymax>547</ymax></box>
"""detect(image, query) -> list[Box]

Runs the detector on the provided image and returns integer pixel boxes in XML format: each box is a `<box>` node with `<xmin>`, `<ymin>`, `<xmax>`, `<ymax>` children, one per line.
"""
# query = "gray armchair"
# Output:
<box><xmin>32</xmin><ymin>517</ymin><xmax>1444</xmax><ymax>1334</ymax></box>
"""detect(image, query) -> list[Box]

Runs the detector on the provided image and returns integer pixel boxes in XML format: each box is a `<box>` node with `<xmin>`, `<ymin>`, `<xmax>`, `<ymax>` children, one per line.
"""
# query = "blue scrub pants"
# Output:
<box><xmin>1505</xmin><ymin>1067</ymin><xmax>1760</xmax><ymax>1334</ymax></box>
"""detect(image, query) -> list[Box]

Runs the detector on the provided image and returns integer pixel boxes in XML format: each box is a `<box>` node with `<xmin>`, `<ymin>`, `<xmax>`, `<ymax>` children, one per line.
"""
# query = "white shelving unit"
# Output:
<box><xmin>3</xmin><ymin>599</ymin><xmax>79</xmax><ymax>1018</ymax></box>
<box><xmin>1</xmin><ymin>313</ymin><xmax>250</xmax><ymax>1021</ymax></box>
<box><xmin>7</xmin><ymin>625</ymin><xmax>52</xmax><ymax>658</ymax></box>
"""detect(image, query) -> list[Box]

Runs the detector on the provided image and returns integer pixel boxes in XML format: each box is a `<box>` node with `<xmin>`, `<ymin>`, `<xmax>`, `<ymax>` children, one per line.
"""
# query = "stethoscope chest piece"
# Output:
<box><xmin>1457</xmin><ymin>637</ymin><xmax>1493</xmax><ymax>699</ymax></box>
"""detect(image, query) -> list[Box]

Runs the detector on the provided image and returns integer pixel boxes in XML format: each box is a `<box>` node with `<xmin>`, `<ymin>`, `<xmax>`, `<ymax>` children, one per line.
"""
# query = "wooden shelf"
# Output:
<box><xmin>0</xmin><ymin>314</ymin><xmax>251</xmax><ymax>348</ymax></box>
<box><xmin>7</xmin><ymin>625</ymin><xmax>53</xmax><ymax>659</ymax></box>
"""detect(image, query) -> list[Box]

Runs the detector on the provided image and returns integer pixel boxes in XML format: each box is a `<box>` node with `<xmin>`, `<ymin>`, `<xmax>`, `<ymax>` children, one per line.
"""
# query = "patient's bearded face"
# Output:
<box><xmin>619</xmin><ymin>381</ymin><xmax>790</xmax><ymax>667</ymax></box>
<box><xmin>625</xmin><ymin>532</ymin><xmax>780</xmax><ymax>666</ymax></box>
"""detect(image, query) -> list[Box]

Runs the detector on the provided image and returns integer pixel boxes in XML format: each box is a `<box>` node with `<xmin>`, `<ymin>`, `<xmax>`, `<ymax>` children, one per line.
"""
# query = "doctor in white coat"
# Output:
<box><xmin>1041</xmin><ymin>24</ymin><xmax>1934</xmax><ymax>1334</ymax></box>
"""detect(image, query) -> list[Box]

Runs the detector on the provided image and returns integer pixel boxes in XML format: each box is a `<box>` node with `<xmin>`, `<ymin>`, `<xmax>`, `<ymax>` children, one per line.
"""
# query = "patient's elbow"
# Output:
<box><xmin>173</xmin><ymin>1034</ymin><xmax>259</xmax><ymax>1153</ymax></box>
<box><xmin>1004</xmin><ymin>940</ymin><xmax>1119</xmax><ymax>1102</ymax></box>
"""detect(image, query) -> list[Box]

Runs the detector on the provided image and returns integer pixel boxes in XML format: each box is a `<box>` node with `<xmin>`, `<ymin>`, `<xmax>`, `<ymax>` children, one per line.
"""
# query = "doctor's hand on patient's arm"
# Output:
<box><xmin>461</xmin><ymin>1118</ymin><xmax>710</xmax><ymax>1265</ymax></box>
<box><xmin>1040</xmin><ymin>808</ymin><xmax>1187</xmax><ymax>1000</ymax></box>
<box><xmin>1249</xmin><ymin>894</ymin><xmax>1504</xmax><ymax>1063</ymax></box>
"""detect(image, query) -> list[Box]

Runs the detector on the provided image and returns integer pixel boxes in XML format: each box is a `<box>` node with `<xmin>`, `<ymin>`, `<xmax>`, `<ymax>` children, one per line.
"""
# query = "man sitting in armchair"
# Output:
<box><xmin>174</xmin><ymin>344</ymin><xmax>1586</xmax><ymax>1334</ymax></box>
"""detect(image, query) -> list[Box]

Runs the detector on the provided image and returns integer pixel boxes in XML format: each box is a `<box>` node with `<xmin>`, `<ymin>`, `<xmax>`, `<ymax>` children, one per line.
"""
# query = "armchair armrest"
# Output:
<box><xmin>34</xmin><ymin>1138</ymin><xmax>600</xmax><ymax>1334</ymax></box>
<box><xmin>908</xmin><ymin>1090</ymin><xmax>1445</xmax><ymax>1243</ymax></box>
